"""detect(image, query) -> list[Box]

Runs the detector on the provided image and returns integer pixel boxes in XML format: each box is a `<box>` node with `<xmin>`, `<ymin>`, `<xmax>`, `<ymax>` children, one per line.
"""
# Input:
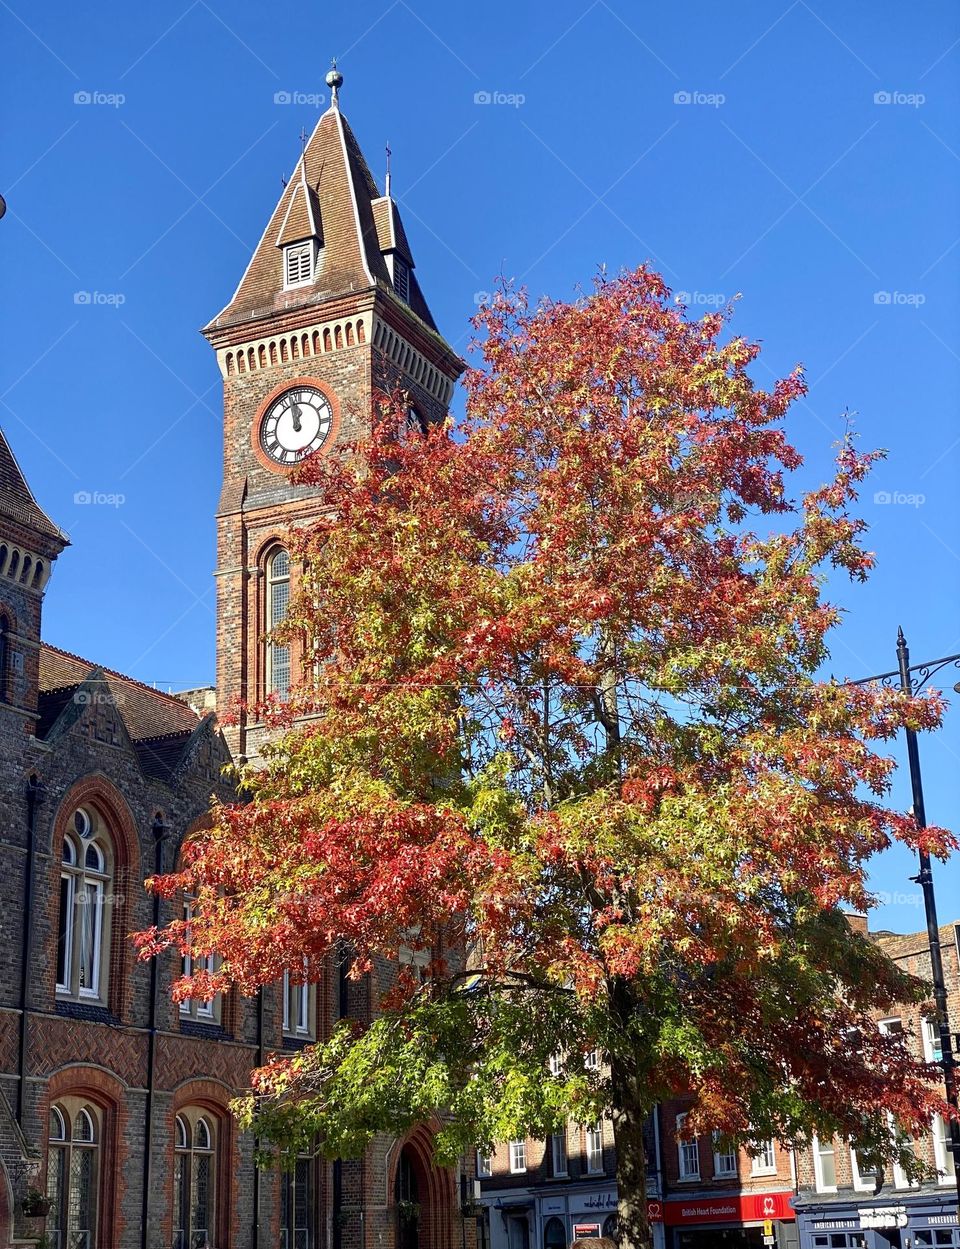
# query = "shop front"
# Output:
<box><xmin>794</xmin><ymin>1194</ymin><xmax>959</xmax><ymax>1249</ymax></box>
<box><xmin>662</xmin><ymin>1190</ymin><xmax>799</xmax><ymax>1249</ymax></box>
<box><xmin>536</xmin><ymin>1182</ymin><xmax>666</xmax><ymax>1249</ymax></box>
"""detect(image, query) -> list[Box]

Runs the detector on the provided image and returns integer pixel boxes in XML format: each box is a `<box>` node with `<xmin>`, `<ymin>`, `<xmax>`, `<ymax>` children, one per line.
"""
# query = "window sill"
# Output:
<box><xmin>179</xmin><ymin>1018</ymin><xmax>231</xmax><ymax>1040</ymax></box>
<box><xmin>55</xmin><ymin>999</ymin><xmax>118</xmax><ymax>1025</ymax></box>
<box><xmin>677</xmin><ymin>1176</ymin><xmax>701</xmax><ymax>1184</ymax></box>
<box><xmin>282</xmin><ymin>1035</ymin><xmax>315</xmax><ymax>1051</ymax></box>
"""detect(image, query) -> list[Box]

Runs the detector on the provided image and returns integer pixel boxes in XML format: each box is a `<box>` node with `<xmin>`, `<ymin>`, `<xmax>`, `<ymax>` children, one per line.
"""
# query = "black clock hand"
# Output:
<box><xmin>290</xmin><ymin>402</ymin><xmax>302</xmax><ymax>433</ymax></box>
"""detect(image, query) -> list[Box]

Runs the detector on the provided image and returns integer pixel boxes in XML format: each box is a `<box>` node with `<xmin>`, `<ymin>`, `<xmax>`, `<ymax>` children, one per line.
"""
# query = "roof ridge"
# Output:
<box><xmin>39</xmin><ymin>643</ymin><xmax>203</xmax><ymax>713</ymax></box>
<box><xmin>0</xmin><ymin>425</ymin><xmax>69</xmax><ymax>544</ymax></box>
<box><xmin>135</xmin><ymin>726</ymin><xmax>200</xmax><ymax>744</ymax></box>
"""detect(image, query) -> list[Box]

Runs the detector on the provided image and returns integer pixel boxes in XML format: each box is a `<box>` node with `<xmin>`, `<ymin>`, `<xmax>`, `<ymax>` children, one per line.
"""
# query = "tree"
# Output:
<box><xmin>137</xmin><ymin>268</ymin><xmax>955</xmax><ymax>1249</ymax></box>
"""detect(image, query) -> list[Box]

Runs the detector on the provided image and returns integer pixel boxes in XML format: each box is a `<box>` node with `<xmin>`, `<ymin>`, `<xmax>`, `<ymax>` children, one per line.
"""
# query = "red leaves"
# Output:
<box><xmin>132</xmin><ymin>267</ymin><xmax>954</xmax><ymax>1150</ymax></box>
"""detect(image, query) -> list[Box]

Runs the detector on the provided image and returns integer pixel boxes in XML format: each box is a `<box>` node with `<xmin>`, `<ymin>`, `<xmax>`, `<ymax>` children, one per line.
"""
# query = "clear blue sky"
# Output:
<box><xmin>2</xmin><ymin>1</ymin><xmax>958</xmax><ymax>931</ymax></box>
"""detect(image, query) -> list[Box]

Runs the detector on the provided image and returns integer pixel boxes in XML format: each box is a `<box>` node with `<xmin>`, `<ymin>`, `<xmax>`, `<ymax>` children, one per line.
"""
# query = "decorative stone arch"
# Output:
<box><xmin>167</xmin><ymin>1077</ymin><xmax>238</xmax><ymax>1249</ymax></box>
<box><xmin>49</xmin><ymin>775</ymin><xmax>141</xmax><ymax>1020</ymax></box>
<box><xmin>387</xmin><ymin>1118</ymin><xmax>458</xmax><ymax>1249</ymax></box>
<box><xmin>43</xmin><ymin>1064</ymin><xmax>128</xmax><ymax>1248</ymax></box>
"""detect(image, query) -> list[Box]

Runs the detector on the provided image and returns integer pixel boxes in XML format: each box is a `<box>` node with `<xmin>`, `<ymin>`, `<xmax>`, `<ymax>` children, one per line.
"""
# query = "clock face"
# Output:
<box><xmin>259</xmin><ymin>386</ymin><xmax>333</xmax><ymax>465</ymax></box>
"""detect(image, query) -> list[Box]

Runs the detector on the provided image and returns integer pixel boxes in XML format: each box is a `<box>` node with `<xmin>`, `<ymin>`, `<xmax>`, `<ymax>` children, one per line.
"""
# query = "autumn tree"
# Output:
<box><xmin>138</xmin><ymin>268</ymin><xmax>954</xmax><ymax>1249</ymax></box>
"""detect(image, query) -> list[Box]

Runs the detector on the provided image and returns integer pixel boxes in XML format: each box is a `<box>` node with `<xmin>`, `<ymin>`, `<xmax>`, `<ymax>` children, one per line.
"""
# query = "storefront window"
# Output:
<box><xmin>550</xmin><ymin>1131</ymin><xmax>568</xmax><ymax>1177</ymax></box>
<box><xmin>712</xmin><ymin>1132</ymin><xmax>737</xmax><ymax>1177</ymax></box>
<box><xmin>751</xmin><ymin>1139</ymin><xmax>776</xmax><ymax>1175</ymax></box>
<box><xmin>813</xmin><ymin>1135</ymin><xmax>836</xmax><ymax>1191</ymax></box>
<box><xmin>933</xmin><ymin>1113</ymin><xmax>957</xmax><ymax>1184</ymax></box>
<box><xmin>544</xmin><ymin>1217</ymin><xmax>566</xmax><ymax>1249</ymax></box>
<box><xmin>677</xmin><ymin>1114</ymin><xmax>700</xmax><ymax>1180</ymax></box>
<box><xmin>586</xmin><ymin>1124</ymin><xmax>604</xmax><ymax>1174</ymax></box>
<box><xmin>924</xmin><ymin>1017</ymin><xmax>944</xmax><ymax>1063</ymax></box>
<box><xmin>850</xmin><ymin>1146</ymin><xmax>880</xmax><ymax>1191</ymax></box>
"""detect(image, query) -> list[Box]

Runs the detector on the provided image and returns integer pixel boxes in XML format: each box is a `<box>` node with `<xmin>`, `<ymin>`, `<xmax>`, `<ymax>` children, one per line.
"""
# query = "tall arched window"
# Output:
<box><xmin>544</xmin><ymin>1217</ymin><xmax>566</xmax><ymax>1249</ymax></box>
<box><xmin>57</xmin><ymin>807</ymin><xmax>113</xmax><ymax>1002</ymax></box>
<box><xmin>47</xmin><ymin>1101</ymin><xmax>101</xmax><ymax>1248</ymax></box>
<box><xmin>174</xmin><ymin>1110</ymin><xmax>216</xmax><ymax>1248</ymax></box>
<box><xmin>0</xmin><ymin>613</ymin><xmax>9</xmax><ymax>702</ymax></box>
<box><xmin>266</xmin><ymin>548</ymin><xmax>291</xmax><ymax>699</ymax></box>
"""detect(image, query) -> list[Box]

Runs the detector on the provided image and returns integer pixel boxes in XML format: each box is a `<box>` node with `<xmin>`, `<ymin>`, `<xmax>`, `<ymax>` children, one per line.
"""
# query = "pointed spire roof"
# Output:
<box><xmin>0</xmin><ymin>426</ymin><xmax>67</xmax><ymax>546</ymax></box>
<box><xmin>205</xmin><ymin>77</ymin><xmax>439</xmax><ymax>335</ymax></box>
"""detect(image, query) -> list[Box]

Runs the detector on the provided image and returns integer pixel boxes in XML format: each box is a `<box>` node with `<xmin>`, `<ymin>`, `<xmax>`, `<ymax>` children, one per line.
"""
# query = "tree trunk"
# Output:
<box><xmin>609</xmin><ymin>1052</ymin><xmax>653</xmax><ymax>1249</ymax></box>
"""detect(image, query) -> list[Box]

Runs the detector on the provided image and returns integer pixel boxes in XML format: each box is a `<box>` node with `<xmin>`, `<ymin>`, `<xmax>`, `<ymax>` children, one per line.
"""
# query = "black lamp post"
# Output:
<box><xmin>852</xmin><ymin>630</ymin><xmax>960</xmax><ymax>1205</ymax></box>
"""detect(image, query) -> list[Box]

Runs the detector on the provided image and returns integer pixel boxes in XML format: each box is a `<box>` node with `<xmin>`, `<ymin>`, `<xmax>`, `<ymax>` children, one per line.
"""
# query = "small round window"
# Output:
<box><xmin>74</xmin><ymin>809</ymin><xmax>93</xmax><ymax>839</ymax></box>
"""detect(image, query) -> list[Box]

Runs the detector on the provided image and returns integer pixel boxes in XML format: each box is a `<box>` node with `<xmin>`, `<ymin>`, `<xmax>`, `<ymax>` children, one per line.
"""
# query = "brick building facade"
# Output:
<box><xmin>476</xmin><ymin>1108</ymin><xmax>662</xmax><ymax>1249</ymax></box>
<box><xmin>792</xmin><ymin>917</ymin><xmax>959</xmax><ymax>1249</ymax></box>
<box><xmin>478</xmin><ymin>918</ymin><xmax>958</xmax><ymax>1249</ymax></box>
<box><xmin>0</xmin><ymin>68</ymin><xmax>471</xmax><ymax>1249</ymax></box>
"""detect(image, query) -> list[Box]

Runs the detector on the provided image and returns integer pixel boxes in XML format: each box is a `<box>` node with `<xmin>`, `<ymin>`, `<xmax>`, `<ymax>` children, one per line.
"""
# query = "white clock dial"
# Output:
<box><xmin>260</xmin><ymin>386</ymin><xmax>333</xmax><ymax>464</ymax></box>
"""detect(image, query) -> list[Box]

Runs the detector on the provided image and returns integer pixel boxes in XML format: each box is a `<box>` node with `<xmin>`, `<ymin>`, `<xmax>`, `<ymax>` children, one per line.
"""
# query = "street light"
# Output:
<box><xmin>851</xmin><ymin>629</ymin><xmax>960</xmax><ymax>1205</ymax></box>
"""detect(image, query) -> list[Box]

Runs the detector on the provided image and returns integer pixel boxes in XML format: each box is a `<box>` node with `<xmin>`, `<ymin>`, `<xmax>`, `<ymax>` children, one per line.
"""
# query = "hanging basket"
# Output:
<box><xmin>397</xmin><ymin>1200</ymin><xmax>422</xmax><ymax>1224</ymax></box>
<box><xmin>20</xmin><ymin>1189</ymin><xmax>52</xmax><ymax>1218</ymax></box>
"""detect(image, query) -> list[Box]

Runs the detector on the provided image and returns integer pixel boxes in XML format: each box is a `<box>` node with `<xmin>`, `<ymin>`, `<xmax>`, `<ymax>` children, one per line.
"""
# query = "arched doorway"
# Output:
<box><xmin>544</xmin><ymin>1216</ymin><xmax>566</xmax><ymax>1249</ymax></box>
<box><xmin>395</xmin><ymin>1146</ymin><xmax>421</xmax><ymax>1249</ymax></box>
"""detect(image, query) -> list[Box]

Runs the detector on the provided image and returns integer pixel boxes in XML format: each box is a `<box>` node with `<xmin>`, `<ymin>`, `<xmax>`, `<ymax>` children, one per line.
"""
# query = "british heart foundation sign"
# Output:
<box><xmin>663</xmin><ymin>1193</ymin><xmax>795</xmax><ymax>1226</ymax></box>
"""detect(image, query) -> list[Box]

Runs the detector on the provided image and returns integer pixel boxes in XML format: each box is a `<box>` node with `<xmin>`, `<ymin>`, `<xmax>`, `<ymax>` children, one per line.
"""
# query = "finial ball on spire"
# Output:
<box><xmin>326</xmin><ymin>61</ymin><xmax>344</xmax><ymax>92</ymax></box>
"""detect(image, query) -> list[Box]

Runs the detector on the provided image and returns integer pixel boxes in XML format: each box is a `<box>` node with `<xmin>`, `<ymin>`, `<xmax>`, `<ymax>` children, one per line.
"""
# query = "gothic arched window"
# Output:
<box><xmin>174</xmin><ymin>1110</ymin><xmax>217</xmax><ymax>1248</ymax></box>
<box><xmin>47</xmin><ymin>1101</ymin><xmax>101</xmax><ymax>1248</ymax></box>
<box><xmin>57</xmin><ymin>807</ymin><xmax>113</xmax><ymax>1002</ymax></box>
<box><xmin>266</xmin><ymin>547</ymin><xmax>291</xmax><ymax>699</ymax></box>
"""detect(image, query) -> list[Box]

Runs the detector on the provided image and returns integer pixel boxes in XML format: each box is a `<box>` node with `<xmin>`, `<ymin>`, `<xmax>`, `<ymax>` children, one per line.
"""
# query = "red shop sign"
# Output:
<box><xmin>664</xmin><ymin>1193</ymin><xmax>795</xmax><ymax>1226</ymax></box>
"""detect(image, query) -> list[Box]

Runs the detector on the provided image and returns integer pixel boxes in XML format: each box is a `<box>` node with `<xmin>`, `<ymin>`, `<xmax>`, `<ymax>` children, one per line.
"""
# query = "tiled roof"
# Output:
<box><xmin>38</xmin><ymin>644</ymin><xmax>202</xmax><ymax>741</ymax></box>
<box><xmin>372</xmin><ymin>196</ymin><xmax>413</xmax><ymax>263</ymax></box>
<box><xmin>0</xmin><ymin>427</ymin><xmax>67</xmax><ymax>544</ymax></box>
<box><xmin>275</xmin><ymin>176</ymin><xmax>322</xmax><ymax>247</ymax></box>
<box><xmin>134</xmin><ymin>729</ymin><xmax>197</xmax><ymax>781</ymax></box>
<box><xmin>205</xmin><ymin>103</ymin><xmax>438</xmax><ymax>333</ymax></box>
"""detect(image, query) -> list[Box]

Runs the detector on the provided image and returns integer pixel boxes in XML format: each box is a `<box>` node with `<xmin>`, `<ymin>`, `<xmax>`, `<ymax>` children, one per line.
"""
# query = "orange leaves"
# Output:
<box><xmin>133</xmin><ymin>267</ymin><xmax>955</xmax><ymax>1158</ymax></box>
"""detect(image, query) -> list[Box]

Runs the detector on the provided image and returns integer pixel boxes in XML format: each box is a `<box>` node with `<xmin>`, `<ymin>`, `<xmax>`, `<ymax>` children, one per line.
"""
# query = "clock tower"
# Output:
<box><xmin>203</xmin><ymin>67</ymin><xmax>463</xmax><ymax>763</ymax></box>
